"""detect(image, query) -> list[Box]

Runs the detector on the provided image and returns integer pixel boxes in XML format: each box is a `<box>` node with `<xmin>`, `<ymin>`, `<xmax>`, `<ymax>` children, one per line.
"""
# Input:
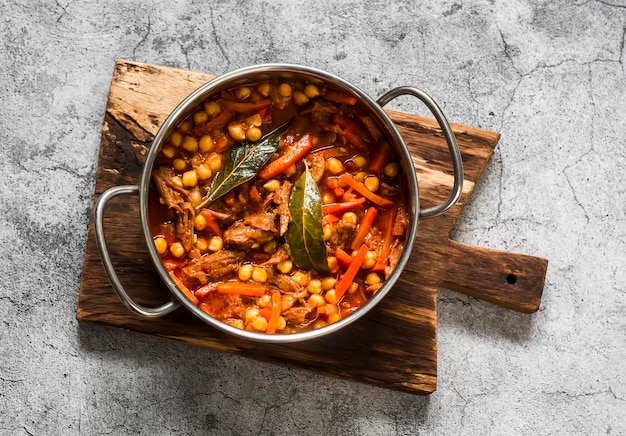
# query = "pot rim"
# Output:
<box><xmin>139</xmin><ymin>63</ymin><xmax>420</xmax><ymax>343</ymax></box>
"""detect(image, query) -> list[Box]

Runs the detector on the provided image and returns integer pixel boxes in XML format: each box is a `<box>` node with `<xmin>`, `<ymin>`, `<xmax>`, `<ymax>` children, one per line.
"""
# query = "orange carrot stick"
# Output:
<box><xmin>350</xmin><ymin>207</ymin><xmax>378</xmax><ymax>251</ymax></box>
<box><xmin>169</xmin><ymin>271</ymin><xmax>199</xmax><ymax>305</ymax></box>
<box><xmin>266</xmin><ymin>291</ymin><xmax>282</xmax><ymax>334</ymax></box>
<box><xmin>322</xmin><ymin>197</ymin><xmax>366</xmax><ymax>215</ymax></box>
<box><xmin>368</xmin><ymin>140</ymin><xmax>393</xmax><ymax>175</ymax></box>
<box><xmin>257</xmin><ymin>134</ymin><xmax>312</xmax><ymax>179</ymax></box>
<box><xmin>216</xmin><ymin>282</ymin><xmax>267</xmax><ymax>297</ymax></box>
<box><xmin>334</xmin><ymin>243</ymin><xmax>369</xmax><ymax>301</ymax></box>
<box><xmin>219</xmin><ymin>99</ymin><xmax>272</xmax><ymax>113</ymax></box>
<box><xmin>372</xmin><ymin>207</ymin><xmax>397</xmax><ymax>272</ymax></box>
<box><xmin>339</xmin><ymin>173</ymin><xmax>394</xmax><ymax>209</ymax></box>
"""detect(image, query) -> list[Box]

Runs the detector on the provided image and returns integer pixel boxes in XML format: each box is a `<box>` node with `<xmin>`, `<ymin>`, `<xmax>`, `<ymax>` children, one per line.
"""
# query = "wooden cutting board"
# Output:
<box><xmin>76</xmin><ymin>60</ymin><xmax>548</xmax><ymax>395</ymax></box>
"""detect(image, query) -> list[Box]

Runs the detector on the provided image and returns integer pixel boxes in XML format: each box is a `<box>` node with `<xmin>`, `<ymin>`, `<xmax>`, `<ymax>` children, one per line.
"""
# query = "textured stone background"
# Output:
<box><xmin>1</xmin><ymin>0</ymin><xmax>625</xmax><ymax>434</ymax></box>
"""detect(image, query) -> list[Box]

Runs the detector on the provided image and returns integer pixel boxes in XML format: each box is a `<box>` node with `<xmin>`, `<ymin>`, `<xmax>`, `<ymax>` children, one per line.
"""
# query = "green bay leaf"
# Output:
<box><xmin>196</xmin><ymin>124</ymin><xmax>286</xmax><ymax>210</ymax></box>
<box><xmin>285</xmin><ymin>163</ymin><xmax>330</xmax><ymax>274</ymax></box>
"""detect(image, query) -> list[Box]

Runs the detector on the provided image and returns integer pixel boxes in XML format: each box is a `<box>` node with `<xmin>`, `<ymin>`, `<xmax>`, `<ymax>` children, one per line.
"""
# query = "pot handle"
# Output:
<box><xmin>95</xmin><ymin>185</ymin><xmax>180</xmax><ymax>318</ymax></box>
<box><xmin>377</xmin><ymin>86</ymin><xmax>464</xmax><ymax>219</ymax></box>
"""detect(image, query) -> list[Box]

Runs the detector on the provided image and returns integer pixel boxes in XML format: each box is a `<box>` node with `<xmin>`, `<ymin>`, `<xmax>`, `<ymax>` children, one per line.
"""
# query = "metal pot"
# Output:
<box><xmin>94</xmin><ymin>64</ymin><xmax>464</xmax><ymax>343</ymax></box>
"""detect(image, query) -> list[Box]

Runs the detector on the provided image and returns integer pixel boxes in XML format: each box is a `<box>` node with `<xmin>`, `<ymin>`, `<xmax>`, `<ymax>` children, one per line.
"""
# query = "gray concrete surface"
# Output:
<box><xmin>1</xmin><ymin>1</ymin><xmax>625</xmax><ymax>434</ymax></box>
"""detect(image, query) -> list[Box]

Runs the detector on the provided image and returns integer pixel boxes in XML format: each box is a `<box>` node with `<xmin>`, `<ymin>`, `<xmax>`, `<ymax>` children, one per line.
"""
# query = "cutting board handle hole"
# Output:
<box><xmin>506</xmin><ymin>274</ymin><xmax>518</xmax><ymax>285</ymax></box>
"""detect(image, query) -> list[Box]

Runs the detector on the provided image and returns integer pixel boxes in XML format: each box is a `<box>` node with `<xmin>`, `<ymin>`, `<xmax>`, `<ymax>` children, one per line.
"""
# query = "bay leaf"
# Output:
<box><xmin>285</xmin><ymin>163</ymin><xmax>331</xmax><ymax>274</ymax></box>
<box><xmin>196</xmin><ymin>124</ymin><xmax>286</xmax><ymax>210</ymax></box>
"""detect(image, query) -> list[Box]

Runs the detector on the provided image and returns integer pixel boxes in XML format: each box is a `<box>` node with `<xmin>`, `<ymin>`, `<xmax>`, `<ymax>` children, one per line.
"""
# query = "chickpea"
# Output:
<box><xmin>208</xmin><ymin>236</ymin><xmax>223</xmax><ymax>252</ymax></box>
<box><xmin>313</xmin><ymin>319</ymin><xmax>327</xmax><ymax>330</ymax></box>
<box><xmin>179</xmin><ymin>120</ymin><xmax>192</xmax><ymax>134</ymax></box>
<box><xmin>181</xmin><ymin>135</ymin><xmax>198</xmax><ymax>153</ymax></box>
<box><xmin>276</xmin><ymin>316</ymin><xmax>287</xmax><ymax>331</ymax></box>
<box><xmin>196</xmin><ymin>164</ymin><xmax>212</xmax><ymax>181</ymax></box>
<box><xmin>246</xmin><ymin>126</ymin><xmax>262</xmax><ymax>142</ymax></box>
<box><xmin>207</xmin><ymin>154</ymin><xmax>223</xmax><ymax>172</ymax></box>
<box><xmin>365</xmin><ymin>272</ymin><xmax>382</xmax><ymax>285</ymax></box>
<box><xmin>252</xmin><ymin>266</ymin><xmax>268</xmax><ymax>283</ymax></box>
<box><xmin>173</xmin><ymin>158</ymin><xmax>187</xmax><ymax>171</ymax></box>
<box><xmin>364</xmin><ymin>175</ymin><xmax>380</xmax><ymax>192</ymax></box>
<box><xmin>292</xmin><ymin>271</ymin><xmax>309</xmax><ymax>286</ymax></box>
<box><xmin>328</xmin><ymin>313</ymin><xmax>342</xmax><ymax>324</ymax></box>
<box><xmin>278</xmin><ymin>82</ymin><xmax>292</xmax><ymax>97</ymax></box>
<box><xmin>245</xmin><ymin>307</ymin><xmax>260</xmax><ymax>324</ymax></box>
<box><xmin>246</xmin><ymin>113</ymin><xmax>262</xmax><ymax>127</ymax></box>
<box><xmin>293</xmin><ymin>90</ymin><xmax>309</xmax><ymax>105</ymax></box>
<box><xmin>195</xmin><ymin>237</ymin><xmax>208</xmax><ymax>252</ymax></box>
<box><xmin>324</xmin><ymin>288</ymin><xmax>338</xmax><ymax>304</ymax></box>
<box><xmin>304</xmin><ymin>83</ymin><xmax>320</xmax><ymax>98</ymax></box>
<box><xmin>194</xmin><ymin>214</ymin><xmax>207</xmax><ymax>231</ymax></box>
<box><xmin>307</xmin><ymin>279</ymin><xmax>322</xmax><ymax>294</ymax></box>
<box><xmin>188</xmin><ymin>188</ymin><xmax>202</xmax><ymax>207</ymax></box>
<box><xmin>263</xmin><ymin>179</ymin><xmax>281</xmax><ymax>192</ymax></box>
<box><xmin>193</xmin><ymin>110</ymin><xmax>208</xmax><ymax>125</ymax></box>
<box><xmin>282</xmin><ymin>294</ymin><xmax>295</xmax><ymax>311</ymax></box>
<box><xmin>169</xmin><ymin>242</ymin><xmax>185</xmax><ymax>258</ymax></box>
<box><xmin>321</xmin><ymin>191</ymin><xmax>335</xmax><ymax>205</ymax></box>
<box><xmin>323</xmin><ymin>224</ymin><xmax>333</xmax><ymax>242</ymax></box>
<box><xmin>352</xmin><ymin>155</ymin><xmax>367</xmax><ymax>168</ymax></box>
<box><xmin>262</xmin><ymin>240</ymin><xmax>277</xmax><ymax>253</ymax></box>
<box><xmin>257</xmin><ymin>82</ymin><xmax>270</xmax><ymax>97</ymax></box>
<box><xmin>384</xmin><ymin>162</ymin><xmax>399</xmax><ymax>178</ymax></box>
<box><xmin>276</xmin><ymin>260</ymin><xmax>293</xmax><ymax>274</ymax></box>
<box><xmin>355</xmin><ymin>171</ymin><xmax>368</xmax><ymax>182</ymax></box>
<box><xmin>227</xmin><ymin>319</ymin><xmax>245</xmax><ymax>330</ymax></box>
<box><xmin>234</xmin><ymin>86</ymin><xmax>251</xmax><ymax>100</ymax></box>
<box><xmin>361</xmin><ymin>251</ymin><xmax>377</xmax><ymax>269</ymax></box>
<box><xmin>252</xmin><ymin>316</ymin><xmax>268</xmax><ymax>332</ymax></box>
<box><xmin>204</xmin><ymin>101</ymin><xmax>221</xmax><ymax>117</ymax></box>
<box><xmin>153</xmin><ymin>237</ymin><xmax>168</xmax><ymax>255</ymax></box>
<box><xmin>342</xmin><ymin>212</ymin><xmax>358</xmax><ymax>226</ymax></box>
<box><xmin>170</xmin><ymin>131</ymin><xmax>183</xmax><ymax>147</ymax></box>
<box><xmin>327</xmin><ymin>256</ymin><xmax>339</xmax><ymax>273</ymax></box>
<box><xmin>161</xmin><ymin>145</ymin><xmax>176</xmax><ymax>159</ymax></box>
<box><xmin>170</xmin><ymin>176</ymin><xmax>183</xmax><ymax>188</ymax></box>
<box><xmin>321</xmin><ymin>277</ymin><xmax>336</xmax><ymax>291</ymax></box>
<box><xmin>257</xmin><ymin>294</ymin><xmax>272</xmax><ymax>308</ymax></box>
<box><xmin>308</xmin><ymin>293</ymin><xmax>325</xmax><ymax>308</ymax></box>
<box><xmin>348</xmin><ymin>282</ymin><xmax>359</xmax><ymax>294</ymax></box>
<box><xmin>326</xmin><ymin>157</ymin><xmax>344</xmax><ymax>175</ymax></box>
<box><xmin>238</xmin><ymin>264</ymin><xmax>253</xmax><ymax>281</ymax></box>
<box><xmin>199</xmin><ymin>135</ymin><xmax>215</xmax><ymax>153</ymax></box>
<box><xmin>228</xmin><ymin>123</ymin><xmax>247</xmax><ymax>141</ymax></box>
<box><xmin>182</xmin><ymin>170</ymin><xmax>198</xmax><ymax>188</ymax></box>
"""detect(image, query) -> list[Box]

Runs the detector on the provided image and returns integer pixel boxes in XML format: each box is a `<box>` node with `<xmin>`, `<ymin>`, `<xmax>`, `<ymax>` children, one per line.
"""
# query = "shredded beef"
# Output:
<box><xmin>180</xmin><ymin>250</ymin><xmax>245</xmax><ymax>285</ymax></box>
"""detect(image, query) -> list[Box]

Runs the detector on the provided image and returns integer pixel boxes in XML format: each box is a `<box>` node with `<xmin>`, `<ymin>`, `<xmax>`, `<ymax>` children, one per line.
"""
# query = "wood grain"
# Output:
<box><xmin>77</xmin><ymin>60</ymin><xmax>547</xmax><ymax>395</ymax></box>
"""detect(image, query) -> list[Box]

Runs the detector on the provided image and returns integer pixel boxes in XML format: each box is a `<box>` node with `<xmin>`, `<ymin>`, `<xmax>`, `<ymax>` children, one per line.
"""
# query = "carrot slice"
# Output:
<box><xmin>368</xmin><ymin>140</ymin><xmax>393</xmax><ymax>175</ymax></box>
<box><xmin>339</xmin><ymin>173</ymin><xmax>394</xmax><ymax>209</ymax></box>
<box><xmin>257</xmin><ymin>134</ymin><xmax>313</xmax><ymax>179</ymax></box>
<box><xmin>372</xmin><ymin>207</ymin><xmax>398</xmax><ymax>272</ymax></box>
<box><xmin>322</xmin><ymin>197</ymin><xmax>366</xmax><ymax>215</ymax></box>
<box><xmin>216</xmin><ymin>282</ymin><xmax>267</xmax><ymax>297</ymax></box>
<box><xmin>169</xmin><ymin>271</ymin><xmax>199</xmax><ymax>305</ymax></box>
<box><xmin>266</xmin><ymin>291</ymin><xmax>282</xmax><ymax>334</ymax></box>
<box><xmin>350</xmin><ymin>207</ymin><xmax>378</xmax><ymax>251</ymax></box>
<box><xmin>334</xmin><ymin>244</ymin><xmax>369</xmax><ymax>301</ymax></box>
